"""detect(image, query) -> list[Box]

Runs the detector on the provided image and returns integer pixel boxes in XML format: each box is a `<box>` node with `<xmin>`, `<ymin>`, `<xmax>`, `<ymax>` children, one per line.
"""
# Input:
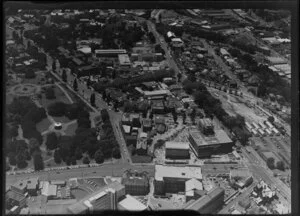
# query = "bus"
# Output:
<box><xmin>245</xmin><ymin>122</ymin><xmax>253</xmax><ymax>130</ymax></box>
<box><xmin>251</xmin><ymin>129</ymin><xmax>258</xmax><ymax>136</ymax></box>
<box><xmin>265</xmin><ymin>128</ymin><xmax>273</xmax><ymax>136</ymax></box>
<box><xmin>258</xmin><ymin>122</ymin><xmax>267</xmax><ymax>130</ymax></box>
<box><xmin>272</xmin><ymin>128</ymin><xmax>280</xmax><ymax>136</ymax></box>
<box><xmin>252</xmin><ymin>122</ymin><xmax>260</xmax><ymax>130</ymax></box>
<box><xmin>258</xmin><ymin>129</ymin><xmax>265</xmax><ymax>136</ymax></box>
<box><xmin>264</xmin><ymin>121</ymin><xmax>274</xmax><ymax>129</ymax></box>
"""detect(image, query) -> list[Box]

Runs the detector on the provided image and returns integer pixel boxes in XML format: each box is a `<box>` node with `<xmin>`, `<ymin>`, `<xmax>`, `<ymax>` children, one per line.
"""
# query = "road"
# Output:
<box><xmin>219</xmin><ymin>183</ymin><xmax>256</xmax><ymax>214</ymax></box>
<box><xmin>146</xmin><ymin>19</ymin><xmax>186</xmax><ymax>80</ymax></box>
<box><xmin>240</xmin><ymin>147</ymin><xmax>291</xmax><ymax>210</ymax></box>
<box><xmin>6</xmin><ymin>163</ymin><xmax>155</xmax><ymax>187</ymax></box>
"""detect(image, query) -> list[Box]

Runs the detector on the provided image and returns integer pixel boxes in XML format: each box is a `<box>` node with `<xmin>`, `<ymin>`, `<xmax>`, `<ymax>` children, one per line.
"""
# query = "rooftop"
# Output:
<box><xmin>189</xmin><ymin>129</ymin><xmax>232</xmax><ymax>147</ymax></box>
<box><xmin>6</xmin><ymin>190</ymin><xmax>26</xmax><ymax>202</ymax></box>
<box><xmin>95</xmin><ymin>49</ymin><xmax>127</xmax><ymax>54</ymax></box>
<box><xmin>183</xmin><ymin>187</ymin><xmax>224</xmax><ymax>211</ymax></box>
<box><xmin>118</xmin><ymin>195</ymin><xmax>148</xmax><ymax>211</ymax></box>
<box><xmin>165</xmin><ymin>142</ymin><xmax>190</xmax><ymax>150</ymax></box>
<box><xmin>118</xmin><ymin>54</ymin><xmax>131</xmax><ymax>65</ymax></box>
<box><xmin>155</xmin><ymin>165</ymin><xmax>202</xmax><ymax>181</ymax></box>
<box><xmin>144</xmin><ymin>90</ymin><xmax>169</xmax><ymax>97</ymax></box>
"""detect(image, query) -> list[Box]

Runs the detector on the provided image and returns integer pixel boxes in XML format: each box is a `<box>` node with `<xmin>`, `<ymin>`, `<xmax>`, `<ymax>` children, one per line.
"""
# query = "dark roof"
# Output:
<box><xmin>72</xmin><ymin>57</ymin><xmax>84</xmax><ymax>66</ymax></box>
<box><xmin>6</xmin><ymin>190</ymin><xmax>26</xmax><ymax>202</ymax></box>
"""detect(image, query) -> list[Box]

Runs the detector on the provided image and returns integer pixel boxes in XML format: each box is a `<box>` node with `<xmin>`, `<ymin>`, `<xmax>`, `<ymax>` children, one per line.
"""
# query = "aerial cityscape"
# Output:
<box><xmin>5</xmin><ymin>6</ymin><xmax>292</xmax><ymax>215</ymax></box>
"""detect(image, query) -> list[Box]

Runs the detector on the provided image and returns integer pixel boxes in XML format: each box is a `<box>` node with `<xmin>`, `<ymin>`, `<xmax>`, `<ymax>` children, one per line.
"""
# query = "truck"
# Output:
<box><xmin>265</xmin><ymin>128</ymin><xmax>273</xmax><ymax>136</ymax></box>
<box><xmin>245</xmin><ymin>122</ymin><xmax>253</xmax><ymax>130</ymax></box>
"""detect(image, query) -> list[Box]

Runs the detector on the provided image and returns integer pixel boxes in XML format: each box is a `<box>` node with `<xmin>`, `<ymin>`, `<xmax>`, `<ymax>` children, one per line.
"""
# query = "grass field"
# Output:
<box><xmin>64</xmin><ymin>122</ymin><xmax>78</xmax><ymax>136</ymax></box>
<box><xmin>36</xmin><ymin>118</ymin><xmax>52</xmax><ymax>133</ymax></box>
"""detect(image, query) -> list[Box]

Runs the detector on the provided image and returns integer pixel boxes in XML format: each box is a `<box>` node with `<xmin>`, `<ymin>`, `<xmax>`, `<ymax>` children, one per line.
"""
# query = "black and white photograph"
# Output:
<box><xmin>4</xmin><ymin>2</ymin><xmax>296</xmax><ymax>215</ymax></box>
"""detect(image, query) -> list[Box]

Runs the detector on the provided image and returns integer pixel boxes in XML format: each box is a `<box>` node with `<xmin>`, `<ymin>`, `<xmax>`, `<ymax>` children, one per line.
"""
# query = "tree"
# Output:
<box><xmin>71</xmin><ymin>156</ymin><xmax>77</xmax><ymax>165</ymax></box>
<box><xmin>268</xmin><ymin>116</ymin><xmax>275</xmax><ymax>123</ymax></box>
<box><xmin>47</xmin><ymin>102</ymin><xmax>67</xmax><ymax>117</ymax></box>
<box><xmin>90</xmin><ymin>93</ymin><xmax>96</xmax><ymax>107</ymax></box>
<box><xmin>52</xmin><ymin>60</ymin><xmax>56</xmax><ymax>72</ymax></box>
<box><xmin>276</xmin><ymin>161</ymin><xmax>285</xmax><ymax>171</ymax></box>
<box><xmin>267</xmin><ymin>157</ymin><xmax>275</xmax><ymax>170</ymax></box>
<box><xmin>94</xmin><ymin>149</ymin><xmax>104</xmax><ymax>164</ymax></box>
<box><xmin>54</xmin><ymin>149</ymin><xmax>62</xmax><ymax>164</ymax></box>
<box><xmin>25</xmin><ymin>69</ymin><xmax>36</xmax><ymax>79</ymax></box>
<box><xmin>190</xmin><ymin>108</ymin><xmax>196</xmax><ymax>124</ymax></box>
<box><xmin>45</xmin><ymin>87</ymin><xmax>56</xmax><ymax>99</ymax></box>
<box><xmin>75</xmin><ymin>147</ymin><xmax>83</xmax><ymax>160</ymax></box>
<box><xmin>83</xmin><ymin>156</ymin><xmax>90</xmax><ymax>164</ymax></box>
<box><xmin>73</xmin><ymin>78</ymin><xmax>78</xmax><ymax>91</ymax></box>
<box><xmin>65</xmin><ymin>156</ymin><xmax>72</xmax><ymax>166</ymax></box>
<box><xmin>29</xmin><ymin>138</ymin><xmax>40</xmax><ymax>154</ymax></box>
<box><xmin>177</xmin><ymin>73</ymin><xmax>182</xmax><ymax>82</ymax></box>
<box><xmin>112</xmin><ymin>147</ymin><xmax>121</xmax><ymax>159</ymax></box>
<box><xmin>8</xmin><ymin>152</ymin><xmax>17</xmax><ymax>166</ymax></box>
<box><xmin>33</xmin><ymin>151</ymin><xmax>44</xmax><ymax>171</ymax></box>
<box><xmin>16</xmin><ymin>152</ymin><xmax>28</xmax><ymax>169</ymax></box>
<box><xmin>182</xmin><ymin>111</ymin><xmax>187</xmax><ymax>124</ymax></box>
<box><xmin>172</xmin><ymin>109</ymin><xmax>178</xmax><ymax>123</ymax></box>
<box><xmin>46</xmin><ymin>132</ymin><xmax>58</xmax><ymax>150</ymax></box>
<box><xmin>62</xmin><ymin>69</ymin><xmax>67</xmax><ymax>82</ymax></box>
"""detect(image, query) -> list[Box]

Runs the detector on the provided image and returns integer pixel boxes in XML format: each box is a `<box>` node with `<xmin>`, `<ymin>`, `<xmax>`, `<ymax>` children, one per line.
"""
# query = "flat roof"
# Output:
<box><xmin>118</xmin><ymin>195</ymin><xmax>147</xmax><ymax>211</ymax></box>
<box><xmin>165</xmin><ymin>142</ymin><xmax>190</xmax><ymax>150</ymax></box>
<box><xmin>6</xmin><ymin>190</ymin><xmax>26</xmax><ymax>202</ymax></box>
<box><xmin>155</xmin><ymin>165</ymin><xmax>202</xmax><ymax>181</ymax></box>
<box><xmin>118</xmin><ymin>54</ymin><xmax>131</xmax><ymax>65</ymax></box>
<box><xmin>184</xmin><ymin>187</ymin><xmax>224</xmax><ymax>211</ymax></box>
<box><xmin>78</xmin><ymin>47</ymin><xmax>91</xmax><ymax>54</ymax></box>
<box><xmin>189</xmin><ymin>129</ymin><xmax>232</xmax><ymax>147</ymax></box>
<box><xmin>144</xmin><ymin>90</ymin><xmax>169</xmax><ymax>96</ymax></box>
<box><xmin>95</xmin><ymin>49</ymin><xmax>127</xmax><ymax>54</ymax></box>
<box><xmin>123</xmin><ymin>125</ymin><xmax>131</xmax><ymax>133</ymax></box>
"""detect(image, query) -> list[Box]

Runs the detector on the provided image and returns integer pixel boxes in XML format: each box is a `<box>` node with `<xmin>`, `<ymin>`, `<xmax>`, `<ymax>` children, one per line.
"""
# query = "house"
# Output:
<box><xmin>151</xmin><ymin>100</ymin><xmax>165</xmax><ymax>114</ymax></box>
<box><xmin>136</xmin><ymin>132</ymin><xmax>148</xmax><ymax>155</ymax></box>
<box><xmin>142</xmin><ymin>119</ymin><xmax>152</xmax><ymax>132</ymax></box>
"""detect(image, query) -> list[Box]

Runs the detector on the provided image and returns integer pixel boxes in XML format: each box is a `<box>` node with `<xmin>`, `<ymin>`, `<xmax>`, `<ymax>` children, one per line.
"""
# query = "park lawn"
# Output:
<box><xmin>36</xmin><ymin>118</ymin><xmax>52</xmax><ymax>133</ymax></box>
<box><xmin>52</xmin><ymin>116</ymin><xmax>71</xmax><ymax>124</ymax></box>
<box><xmin>23</xmin><ymin>72</ymin><xmax>46</xmax><ymax>85</ymax></box>
<box><xmin>64</xmin><ymin>122</ymin><xmax>78</xmax><ymax>136</ymax></box>
<box><xmin>40</xmin><ymin>85</ymin><xmax>72</xmax><ymax>109</ymax></box>
<box><xmin>131</xmin><ymin>155</ymin><xmax>153</xmax><ymax>163</ymax></box>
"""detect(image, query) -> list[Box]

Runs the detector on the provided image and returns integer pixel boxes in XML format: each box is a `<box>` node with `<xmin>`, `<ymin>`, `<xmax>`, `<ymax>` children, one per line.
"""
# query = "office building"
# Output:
<box><xmin>188</xmin><ymin>129</ymin><xmax>233</xmax><ymax>158</ymax></box>
<box><xmin>154</xmin><ymin>165</ymin><xmax>202</xmax><ymax>195</ymax></box>
<box><xmin>165</xmin><ymin>142</ymin><xmax>190</xmax><ymax>159</ymax></box>
<box><xmin>122</xmin><ymin>170</ymin><xmax>150</xmax><ymax>196</ymax></box>
<box><xmin>67</xmin><ymin>181</ymin><xmax>125</xmax><ymax>214</ymax></box>
<box><xmin>183</xmin><ymin>187</ymin><xmax>225</xmax><ymax>214</ymax></box>
<box><xmin>198</xmin><ymin>118</ymin><xmax>214</xmax><ymax>135</ymax></box>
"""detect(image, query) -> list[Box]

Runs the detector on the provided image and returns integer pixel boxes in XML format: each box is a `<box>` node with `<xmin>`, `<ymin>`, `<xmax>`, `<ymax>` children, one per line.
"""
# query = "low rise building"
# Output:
<box><xmin>142</xmin><ymin>119</ymin><xmax>152</xmax><ymax>132</ymax></box>
<box><xmin>165</xmin><ymin>142</ymin><xmax>190</xmax><ymax>160</ymax></box>
<box><xmin>118</xmin><ymin>54</ymin><xmax>131</xmax><ymax>69</ymax></box>
<box><xmin>6</xmin><ymin>190</ymin><xmax>27</xmax><ymax>210</ymax></box>
<box><xmin>183</xmin><ymin>187</ymin><xmax>225</xmax><ymax>214</ymax></box>
<box><xmin>144</xmin><ymin>90</ymin><xmax>170</xmax><ymax>100</ymax></box>
<box><xmin>122</xmin><ymin>170</ymin><xmax>150</xmax><ymax>196</ymax></box>
<box><xmin>136</xmin><ymin>132</ymin><xmax>148</xmax><ymax>155</ymax></box>
<box><xmin>95</xmin><ymin>49</ymin><xmax>127</xmax><ymax>58</ymax></box>
<box><xmin>154</xmin><ymin>165</ymin><xmax>202</xmax><ymax>195</ymax></box>
<box><xmin>188</xmin><ymin>129</ymin><xmax>233</xmax><ymax>158</ymax></box>
<box><xmin>118</xmin><ymin>195</ymin><xmax>148</xmax><ymax>211</ymax></box>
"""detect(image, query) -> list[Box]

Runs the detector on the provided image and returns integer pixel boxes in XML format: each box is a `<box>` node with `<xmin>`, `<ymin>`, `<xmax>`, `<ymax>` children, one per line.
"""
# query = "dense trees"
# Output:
<box><xmin>48</xmin><ymin>102</ymin><xmax>68</xmax><ymax>117</ymax></box>
<box><xmin>90</xmin><ymin>93</ymin><xmax>96</xmax><ymax>107</ymax></box>
<box><xmin>45</xmin><ymin>87</ymin><xmax>56</xmax><ymax>99</ymax></box>
<box><xmin>73</xmin><ymin>78</ymin><xmax>78</xmax><ymax>91</ymax></box>
<box><xmin>33</xmin><ymin>151</ymin><xmax>44</xmax><ymax>171</ymax></box>
<box><xmin>54</xmin><ymin>149</ymin><xmax>62</xmax><ymax>164</ymax></box>
<box><xmin>82</xmin><ymin>156</ymin><xmax>90</xmax><ymax>164</ymax></box>
<box><xmin>62</xmin><ymin>69</ymin><xmax>67</xmax><ymax>82</ymax></box>
<box><xmin>25</xmin><ymin>69</ymin><xmax>36</xmax><ymax>79</ymax></box>
<box><xmin>268</xmin><ymin>116</ymin><xmax>275</xmax><ymax>123</ymax></box>
<box><xmin>46</xmin><ymin>132</ymin><xmax>58</xmax><ymax>150</ymax></box>
<box><xmin>276</xmin><ymin>161</ymin><xmax>285</xmax><ymax>171</ymax></box>
<box><xmin>112</xmin><ymin>147</ymin><xmax>121</xmax><ymax>159</ymax></box>
<box><xmin>94</xmin><ymin>149</ymin><xmax>104</xmax><ymax>164</ymax></box>
<box><xmin>29</xmin><ymin>138</ymin><xmax>40</xmax><ymax>154</ymax></box>
<box><xmin>267</xmin><ymin>157</ymin><xmax>275</xmax><ymax>170</ymax></box>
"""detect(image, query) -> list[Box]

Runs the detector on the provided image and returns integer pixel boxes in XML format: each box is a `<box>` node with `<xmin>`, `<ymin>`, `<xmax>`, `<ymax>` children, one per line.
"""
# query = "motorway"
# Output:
<box><xmin>6</xmin><ymin>163</ymin><xmax>155</xmax><ymax>187</ymax></box>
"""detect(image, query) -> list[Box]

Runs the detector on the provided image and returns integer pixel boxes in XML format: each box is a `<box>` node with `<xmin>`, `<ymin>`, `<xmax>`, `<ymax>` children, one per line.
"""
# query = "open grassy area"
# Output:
<box><xmin>36</xmin><ymin>118</ymin><xmax>52</xmax><ymax>133</ymax></box>
<box><xmin>52</xmin><ymin>116</ymin><xmax>71</xmax><ymax>124</ymax></box>
<box><xmin>64</xmin><ymin>122</ymin><xmax>78</xmax><ymax>136</ymax></box>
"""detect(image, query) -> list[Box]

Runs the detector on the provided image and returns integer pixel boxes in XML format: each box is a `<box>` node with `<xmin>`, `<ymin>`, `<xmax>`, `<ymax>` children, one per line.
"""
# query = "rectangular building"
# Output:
<box><xmin>188</xmin><ymin>129</ymin><xmax>233</xmax><ymax>158</ymax></box>
<box><xmin>183</xmin><ymin>187</ymin><xmax>225</xmax><ymax>214</ymax></box>
<box><xmin>165</xmin><ymin>142</ymin><xmax>190</xmax><ymax>159</ymax></box>
<box><xmin>118</xmin><ymin>54</ymin><xmax>131</xmax><ymax>69</ymax></box>
<box><xmin>95</xmin><ymin>49</ymin><xmax>127</xmax><ymax>58</ymax></box>
<box><xmin>144</xmin><ymin>90</ymin><xmax>170</xmax><ymax>100</ymax></box>
<box><xmin>198</xmin><ymin>118</ymin><xmax>214</xmax><ymax>135</ymax></box>
<box><xmin>118</xmin><ymin>195</ymin><xmax>148</xmax><ymax>211</ymax></box>
<box><xmin>122</xmin><ymin>171</ymin><xmax>150</xmax><ymax>196</ymax></box>
<box><xmin>154</xmin><ymin>165</ymin><xmax>202</xmax><ymax>195</ymax></box>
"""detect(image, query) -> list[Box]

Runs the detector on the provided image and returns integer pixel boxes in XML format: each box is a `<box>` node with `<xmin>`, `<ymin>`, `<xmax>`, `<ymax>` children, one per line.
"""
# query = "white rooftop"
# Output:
<box><xmin>165</xmin><ymin>142</ymin><xmax>190</xmax><ymax>150</ymax></box>
<box><xmin>144</xmin><ymin>90</ymin><xmax>169</xmax><ymax>96</ymax></box>
<box><xmin>118</xmin><ymin>195</ymin><xmax>147</xmax><ymax>211</ymax></box>
<box><xmin>155</xmin><ymin>165</ymin><xmax>202</xmax><ymax>181</ymax></box>
<box><xmin>185</xmin><ymin>178</ymin><xmax>203</xmax><ymax>197</ymax></box>
<box><xmin>78</xmin><ymin>47</ymin><xmax>91</xmax><ymax>54</ymax></box>
<box><xmin>122</xmin><ymin>125</ymin><xmax>131</xmax><ymax>134</ymax></box>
